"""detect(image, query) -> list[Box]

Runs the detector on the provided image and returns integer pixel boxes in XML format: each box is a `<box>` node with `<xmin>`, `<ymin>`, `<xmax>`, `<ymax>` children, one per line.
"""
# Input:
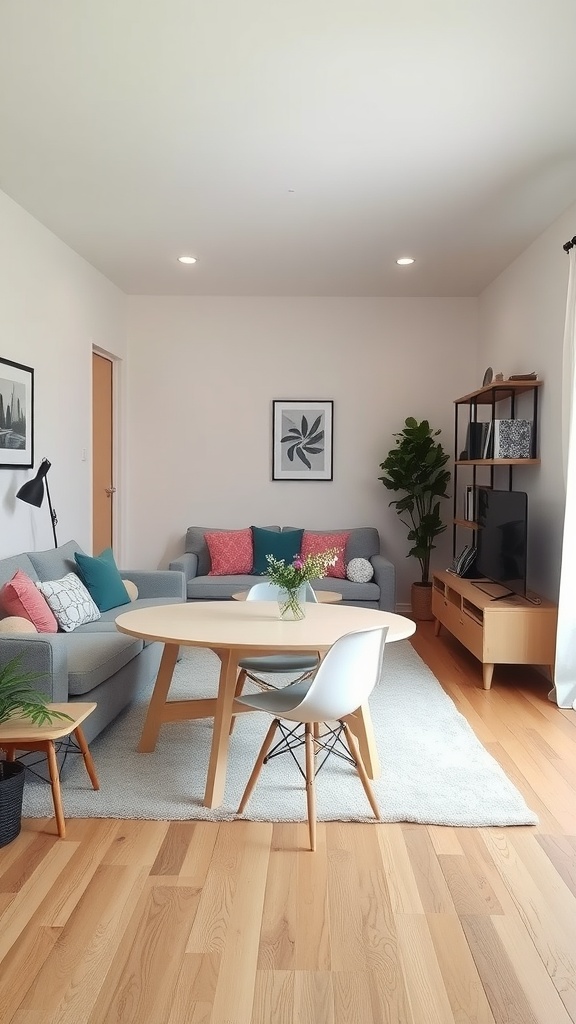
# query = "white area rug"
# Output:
<box><xmin>22</xmin><ymin>642</ymin><xmax>537</xmax><ymax>826</ymax></box>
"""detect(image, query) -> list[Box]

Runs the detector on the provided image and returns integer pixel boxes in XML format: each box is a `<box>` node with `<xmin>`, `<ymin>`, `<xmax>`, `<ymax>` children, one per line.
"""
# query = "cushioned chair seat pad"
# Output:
<box><xmin>238</xmin><ymin>654</ymin><xmax>319</xmax><ymax>673</ymax></box>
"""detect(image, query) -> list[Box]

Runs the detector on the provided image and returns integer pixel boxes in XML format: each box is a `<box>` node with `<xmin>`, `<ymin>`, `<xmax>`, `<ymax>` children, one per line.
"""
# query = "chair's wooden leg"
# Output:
<box><xmin>305</xmin><ymin>724</ymin><xmax>317</xmax><ymax>852</ymax></box>
<box><xmin>229</xmin><ymin>670</ymin><xmax>248</xmax><ymax>735</ymax></box>
<box><xmin>341</xmin><ymin>721</ymin><xmax>381</xmax><ymax>821</ymax></box>
<box><xmin>45</xmin><ymin>740</ymin><xmax>66</xmax><ymax>838</ymax></box>
<box><xmin>237</xmin><ymin>719</ymin><xmax>279</xmax><ymax>814</ymax></box>
<box><xmin>73</xmin><ymin>726</ymin><xmax>100</xmax><ymax>790</ymax></box>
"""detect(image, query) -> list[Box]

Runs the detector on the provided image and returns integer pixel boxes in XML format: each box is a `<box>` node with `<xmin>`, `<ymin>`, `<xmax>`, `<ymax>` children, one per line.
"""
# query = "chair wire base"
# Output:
<box><xmin>264</xmin><ymin>720</ymin><xmax>355</xmax><ymax>781</ymax></box>
<box><xmin>243</xmin><ymin>667</ymin><xmax>317</xmax><ymax>691</ymax></box>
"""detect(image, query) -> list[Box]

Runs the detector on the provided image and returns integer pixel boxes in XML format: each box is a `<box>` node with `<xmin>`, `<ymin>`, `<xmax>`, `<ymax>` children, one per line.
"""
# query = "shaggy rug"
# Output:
<box><xmin>22</xmin><ymin>642</ymin><xmax>537</xmax><ymax>826</ymax></box>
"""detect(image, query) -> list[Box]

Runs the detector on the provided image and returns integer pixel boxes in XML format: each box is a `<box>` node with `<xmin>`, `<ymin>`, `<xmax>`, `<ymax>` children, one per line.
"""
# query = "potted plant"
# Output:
<box><xmin>0</xmin><ymin>655</ymin><xmax>70</xmax><ymax>847</ymax></box>
<box><xmin>379</xmin><ymin>417</ymin><xmax>451</xmax><ymax>620</ymax></box>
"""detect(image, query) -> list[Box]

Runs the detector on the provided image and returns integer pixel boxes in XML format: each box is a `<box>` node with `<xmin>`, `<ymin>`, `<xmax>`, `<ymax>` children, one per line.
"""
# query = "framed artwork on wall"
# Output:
<box><xmin>0</xmin><ymin>357</ymin><xmax>34</xmax><ymax>469</ymax></box>
<box><xmin>272</xmin><ymin>399</ymin><xmax>333</xmax><ymax>481</ymax></box>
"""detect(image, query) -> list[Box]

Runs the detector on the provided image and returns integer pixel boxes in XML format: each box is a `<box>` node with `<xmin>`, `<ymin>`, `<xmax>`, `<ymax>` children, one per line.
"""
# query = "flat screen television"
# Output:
<box><xmin>474</xmin><ymin>488</ymin><xmax>528</xmax><ymax>598</ymax></box>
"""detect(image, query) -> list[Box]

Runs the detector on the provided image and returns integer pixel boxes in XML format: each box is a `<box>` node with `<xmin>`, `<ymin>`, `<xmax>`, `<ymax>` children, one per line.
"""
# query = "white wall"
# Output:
<box><xmin>125</xmin><ymin>296</ymin><xmax>477</xmax><ymax>604</ymax></box>
<box><xmin>478</xmin><ymin>201</ymin><xmax>575</xmax><ymax>600</ymax></box>
<box><xmin>0</xmin><ymin>189</ymin><xmax>126</xmax><ymax>557</ymax></box>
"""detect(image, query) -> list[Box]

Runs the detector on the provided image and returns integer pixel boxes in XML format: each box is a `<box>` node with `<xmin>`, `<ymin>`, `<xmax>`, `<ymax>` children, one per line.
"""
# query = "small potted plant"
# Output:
<box><xmin>0</xmin><ymin>655</ymin><xmax>70</xmax><ymax>847</ymax></box>
<box><xmin>379</xmin><ymin>417</ymin><xmax>451</xmax><ymax>620</ymax></box>
<box><xmin>265</xmin><ymin>548</ymin><xmax>340</xmax><ymax>619</ymax></box>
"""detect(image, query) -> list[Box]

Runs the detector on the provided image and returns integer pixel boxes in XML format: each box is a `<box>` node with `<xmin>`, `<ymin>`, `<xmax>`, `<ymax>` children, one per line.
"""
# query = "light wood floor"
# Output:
<box><xmin>1</xmin><ymin>622</ymin><xmax>576</xmax><ymax>1024</ymax></box>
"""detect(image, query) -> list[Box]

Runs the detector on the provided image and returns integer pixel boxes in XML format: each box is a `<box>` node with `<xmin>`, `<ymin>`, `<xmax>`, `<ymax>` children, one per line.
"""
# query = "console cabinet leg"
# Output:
<box><xmin>434</xmin><ymin>618</ymin><xmax>441</xmax><ymax>637</ymax></box>
<box><xmin>482</xmin><ymin>663</ymin><xmax>495</xmax><ymax>690</ymax></box>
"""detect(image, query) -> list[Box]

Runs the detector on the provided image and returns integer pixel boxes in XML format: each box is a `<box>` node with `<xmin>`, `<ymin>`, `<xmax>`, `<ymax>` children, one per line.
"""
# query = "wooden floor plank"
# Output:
<box><xmin>3</xmin><ymin>621</ymin><xmax>576</xmax><ymax>1024</ymax></box>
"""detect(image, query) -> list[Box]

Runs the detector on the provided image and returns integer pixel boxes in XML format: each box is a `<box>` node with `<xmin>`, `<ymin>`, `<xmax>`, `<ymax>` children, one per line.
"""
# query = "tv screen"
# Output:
<box><xmin>475</xmin><ymin>488</ymin><xmax>528</xmax><ymax>597</ymax></box>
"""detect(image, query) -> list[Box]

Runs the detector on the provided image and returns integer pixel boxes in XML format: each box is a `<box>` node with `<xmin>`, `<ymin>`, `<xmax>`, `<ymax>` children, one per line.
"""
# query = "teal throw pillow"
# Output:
<box><xmin>251</xmin><ymin>527</ymin><xmax>304</xmax><ymax>575</ymax></box>
<box><xmin>74</xmin><ymin>547</ymin><xmax>131</xmax><ymax>612</ymax></box>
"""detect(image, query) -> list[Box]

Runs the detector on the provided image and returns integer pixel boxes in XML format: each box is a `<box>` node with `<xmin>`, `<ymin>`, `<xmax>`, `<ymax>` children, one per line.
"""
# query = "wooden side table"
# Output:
<box><xmin>0</xmin><ymin>702</ymin><xmax>99</xmax><ymax>838</ymax></box>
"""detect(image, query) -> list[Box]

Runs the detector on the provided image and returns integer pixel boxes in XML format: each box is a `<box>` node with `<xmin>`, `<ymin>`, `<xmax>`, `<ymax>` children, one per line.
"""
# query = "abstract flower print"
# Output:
<box><xmin>281</xmin><ymin>412</ymin><xmax>324</xmax><ymax>469</ymax></box>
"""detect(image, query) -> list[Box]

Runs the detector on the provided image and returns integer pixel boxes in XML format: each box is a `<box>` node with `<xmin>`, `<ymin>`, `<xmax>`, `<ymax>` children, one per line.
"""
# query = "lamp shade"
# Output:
<box><xmin>16</xmin><ymin>458</ymin><xmax>51</xmax><ymax>507</ymax></box>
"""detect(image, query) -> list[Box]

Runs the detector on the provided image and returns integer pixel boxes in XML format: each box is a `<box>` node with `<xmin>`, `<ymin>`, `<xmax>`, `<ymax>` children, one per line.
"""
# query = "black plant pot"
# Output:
<box><xmin>0</xmin><ymin>760</ymin><xmax>26</xmax><ymax>848</ymax></box>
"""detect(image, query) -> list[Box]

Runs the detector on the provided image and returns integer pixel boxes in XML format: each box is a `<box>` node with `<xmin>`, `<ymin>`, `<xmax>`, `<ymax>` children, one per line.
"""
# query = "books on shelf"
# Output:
<box><xmin>463</xmin><ymin>419</ymin><xmax>533</xmax><ymax>459</ymax></box>
<box><xmin>464</xmin><ymin>485</ymin><xmax>475</xmax><ymax>521</ymax></box>
<box><xmin>464</xmin><ymin>421</ymin><xmax>490</xmax><ymax>459</ymax></box>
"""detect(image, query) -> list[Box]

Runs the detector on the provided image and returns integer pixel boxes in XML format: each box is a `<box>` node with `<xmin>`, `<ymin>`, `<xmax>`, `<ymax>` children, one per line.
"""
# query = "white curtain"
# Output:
<box><xmin>552</xmin><ymin>246</ymin><xmax>576</xmax><ymax>708</ymax></box>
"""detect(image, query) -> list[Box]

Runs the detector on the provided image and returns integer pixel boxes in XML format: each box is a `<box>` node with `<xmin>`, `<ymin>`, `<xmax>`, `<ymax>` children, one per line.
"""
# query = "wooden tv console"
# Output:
<box><xmin>432</xmin><ymin>570</ymin><xmax>557</xmax><ymax>690</ymax></box>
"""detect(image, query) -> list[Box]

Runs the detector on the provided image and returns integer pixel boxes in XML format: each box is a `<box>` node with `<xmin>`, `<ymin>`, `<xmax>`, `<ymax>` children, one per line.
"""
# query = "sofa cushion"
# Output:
<box><xmin>346</xmin><ymin>557</ymin><xmax>375</xmax><ymax>583</ymax></box>
<box><xmin>0</xmin><ymin>553</ymin><xmax>39</xmax><ymax>590</ymax></box>
<box><xmin>0</xmin><ymin>615</ymin><xmax>38</xmax><ymax>633</ymax></box>
<box><xmin>205</xmin><ymin>529</ymin><xmax>253</xmax><ymax>576</ymax></box>
<box><xmin>186</xmin><ymin>574</ymin><xmax>261</xmax><ymax>600</ymax></box>
<box><xmin>251</xmin><ymin>527</ymin><xmax>304</xmax><ymax>575</ymax></box>
<box><xmin>305</xmin><ymin>577</ymin><xmax>380</xmax><ymax>602</ymax></box>
<box><xmin>27</xmin><ymin>540</ymin><xmax>85</xmax><ymax>582</ymax></box>
<box><xmin>186</xmin><ymin>526</ymin><xmax>281</xmax><ymax>576</ymax></box>
<box><xmin>283</xmin><ymin>526</ymin><xmax>380</xmax><ymax>563</ymax></box>
<box><xmin>301</xmin><ymin>531</ymin><xmax>350</xmax><ymax>578</ymax></box>
<box><xmin>0</xmin><ymin>570</ymin><xmax>58</xmax><ymax>632</ymax></box>
<box><xmin>36</xmin><ymin>573</ymin><xmax>101</xmax><ymax>632</ymax></box>
<box><xmin>75</xmin><ymin>547</ymin><xmax>131</xmax><ymax>612</ymax></box>
<box><xmin>66</xmin><ymin>631</ymin><xmax>144</xmax><ymax>695</ymax></box>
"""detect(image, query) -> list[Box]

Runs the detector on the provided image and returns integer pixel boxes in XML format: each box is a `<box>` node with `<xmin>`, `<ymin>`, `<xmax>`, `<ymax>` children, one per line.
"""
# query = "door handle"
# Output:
<box><xmin>105</xmin><ymin>486</ymin><xmax>117</xmax><ymax>497</ymax></box>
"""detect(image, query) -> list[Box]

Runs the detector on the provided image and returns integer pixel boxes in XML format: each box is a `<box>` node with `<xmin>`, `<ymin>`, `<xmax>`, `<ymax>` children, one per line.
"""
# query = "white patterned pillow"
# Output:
<box><xmin>346</xmin><ymin>557</ymin><xmax>374</xmax><ymax>583</ymax></box>
<box><xmin>36</xmin><ymin>573</ymin><xmax>101</xmax><ymax>632</ymax></box>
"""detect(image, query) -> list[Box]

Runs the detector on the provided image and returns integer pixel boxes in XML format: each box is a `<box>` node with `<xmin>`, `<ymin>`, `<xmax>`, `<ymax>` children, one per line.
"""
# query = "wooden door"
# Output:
<box><xmin>92</xmin><ymin>353</ymin><xmax>114</xmax><ymax>553</ymax></box>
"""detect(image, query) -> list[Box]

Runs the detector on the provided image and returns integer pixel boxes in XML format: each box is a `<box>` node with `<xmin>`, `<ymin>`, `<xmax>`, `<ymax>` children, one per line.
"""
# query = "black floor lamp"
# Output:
<box><xmin>16</xmin><ymin>458</ymin><xmax>59</xmax><ymax>547</ymax></box>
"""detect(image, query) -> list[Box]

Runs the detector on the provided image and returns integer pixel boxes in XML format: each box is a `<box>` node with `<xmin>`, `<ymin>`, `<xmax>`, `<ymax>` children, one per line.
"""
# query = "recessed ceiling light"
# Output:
<box><xmin>396</xmin><ymin>257</ymin><xmax>415</xmax><ymax>266</ymax></box>
<box><xmin>177</xmin><ymin>255</ymin><xmax>197</xmax><ymax>264</ymax></box>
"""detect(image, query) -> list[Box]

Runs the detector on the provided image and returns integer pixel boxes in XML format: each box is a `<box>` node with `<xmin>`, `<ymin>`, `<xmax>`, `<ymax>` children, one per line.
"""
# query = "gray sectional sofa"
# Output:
<box><xmin>0</xmin><ymin>540</ymin><xmax>186</xmax><ymax>745</ymax></box>
<box><xmin>169</xmin><ymin>526</ymin><xmax>396</xmax><ymax>610</ymax></box>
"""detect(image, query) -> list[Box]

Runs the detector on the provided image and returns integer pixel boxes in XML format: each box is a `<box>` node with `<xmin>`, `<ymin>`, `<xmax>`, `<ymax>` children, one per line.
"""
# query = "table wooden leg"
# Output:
<box><xmin>342</xmin><ymin>703</ymin><xmax>381</xmax><ymax>780</ymax></box>
<box><xmin>73</xmin><ymin>726</ymin><xmax>100</xmax><ymax>790</ymax></box>
<box><xmin>45</xmin><ymin>740</ymin><xmax>66</xmax><ymax>839</ymax></box>
<box><xmin>204</xmin><ymin>648</ymin><xmax>239</xmax><ymax>808</ymax></box>
<box><xmin>3</xmin><ymin>746</ymin><xmax>16</xmax><ymax>762</ymax></box>
<box><xmin>229</xmin><ymin>669</ymin><xmax>248</xmax><ymax>736</ymax></box>
<box><xmin>138</xmin><ymin>643</ymin><xmax>180</xmax><ymax>752</ymax></box>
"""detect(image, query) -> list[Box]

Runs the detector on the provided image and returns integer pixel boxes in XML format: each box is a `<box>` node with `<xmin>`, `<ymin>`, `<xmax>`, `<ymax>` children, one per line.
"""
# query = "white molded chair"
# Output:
<box><xmin>236</xmin><ymin>626</ymin><xmax>388</xmax><ymax>850</ymax></box>
<box><xmin>236</xmin><ymin>581</ymin><xmax>320</xmax><ymax>693</ymax></box>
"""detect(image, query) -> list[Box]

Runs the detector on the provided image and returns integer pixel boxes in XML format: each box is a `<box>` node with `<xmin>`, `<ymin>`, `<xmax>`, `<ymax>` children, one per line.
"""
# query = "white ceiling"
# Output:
<box><xmin>1</xmin><ymin>1</ymin><xmax>575</xmax><ymax>296</ymax></box>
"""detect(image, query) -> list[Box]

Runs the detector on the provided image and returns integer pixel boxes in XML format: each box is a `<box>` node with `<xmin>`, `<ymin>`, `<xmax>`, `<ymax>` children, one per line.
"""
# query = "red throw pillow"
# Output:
<box><xmin>205</xmin><ymin>529</ymin><xmax>253</xmax><ymax>576</ymax></box>
<box><xmin>301</xmin><ymin>531</ymin><xmax>351</xmax><ymax>579</ymax></box>
<box><xmin>0</xmin><ymin>569</ymin><xmax>58</xmax><ymax>632</ymax></box>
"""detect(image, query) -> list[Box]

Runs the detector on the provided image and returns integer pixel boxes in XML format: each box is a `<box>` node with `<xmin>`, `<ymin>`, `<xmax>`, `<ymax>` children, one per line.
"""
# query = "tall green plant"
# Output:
<box><xmin>379</xmin><ymin>417</ymin><xmax>451</xmax><ymax>584</ymax></box>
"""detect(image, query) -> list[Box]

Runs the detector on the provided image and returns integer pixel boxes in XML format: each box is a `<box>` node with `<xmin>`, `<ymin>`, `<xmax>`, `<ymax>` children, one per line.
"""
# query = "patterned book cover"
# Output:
<box><xmin>493</xmin><ymin>419</ymin><xmax>532</xmax><ymax>458</ymax></box>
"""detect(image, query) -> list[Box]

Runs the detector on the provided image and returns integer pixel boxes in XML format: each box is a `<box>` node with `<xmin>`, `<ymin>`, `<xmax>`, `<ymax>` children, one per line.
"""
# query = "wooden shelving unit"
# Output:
<box><xmin>452</xmin><ymin>379</ymin><xmax>542</xmax><ymax>549</ymax></box>
<box><xmin>432</xmin><ymin>570</ymin><xmax>557</xmax><ymax>690</ymax></box>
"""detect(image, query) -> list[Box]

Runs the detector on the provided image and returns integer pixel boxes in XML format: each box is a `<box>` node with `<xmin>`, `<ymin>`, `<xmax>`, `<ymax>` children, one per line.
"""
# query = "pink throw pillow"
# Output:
<box><xmin>301</xmin><ymin>531</ymin><xmax>351</xmax><ymax>579</ymax></box>
<box><xmin>205</xmin><ymin>529</ymin><xmax>253</xmax><ymax>576</ymax></box>
<box><xmin>0</xmin><ymin>569</ymin><xmax>58</xmax><ymax>632</ymax></box>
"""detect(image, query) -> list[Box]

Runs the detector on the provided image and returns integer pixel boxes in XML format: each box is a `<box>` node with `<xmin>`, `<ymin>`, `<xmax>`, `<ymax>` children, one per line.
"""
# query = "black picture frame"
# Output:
<box><xmin>272</xmin><ymin>399</ymin><xmax>334</xmax><ymax>481</ymax></box>
<box><xmin>0</xmin><ymin>357</ymin><xmax>34</xmax><ymax>469</ymax></box>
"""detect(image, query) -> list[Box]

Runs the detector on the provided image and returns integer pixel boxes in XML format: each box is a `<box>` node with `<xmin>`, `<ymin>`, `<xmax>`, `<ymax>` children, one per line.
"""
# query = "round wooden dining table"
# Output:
<box><xmin>116</xmin><ymin>601</ymin><xmax>415</xmax><ymax>808</ymax></box>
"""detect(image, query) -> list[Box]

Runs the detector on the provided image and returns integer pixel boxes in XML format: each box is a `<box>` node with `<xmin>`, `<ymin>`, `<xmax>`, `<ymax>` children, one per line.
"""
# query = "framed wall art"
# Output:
<box><xmin>0</xmin><ymin>357</ymin><xmax>34</xmax><ymax>469</ymax></box>
<box><xmin>272</xmin><ymin>399</ymin><xmax>333</xmax><ymax>481</ymax></box>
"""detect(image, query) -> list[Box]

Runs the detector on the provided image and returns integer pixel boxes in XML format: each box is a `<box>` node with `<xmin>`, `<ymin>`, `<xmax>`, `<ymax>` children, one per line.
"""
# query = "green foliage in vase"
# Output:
<box><xmin>379</xmin><ymin>417</ymin><xmax>451</xmax><ymax>584</ymax></box>
<box><xmin>265</xmin><ymin>548</ymin><xmax>340</xmax><ymax>591</ymax></box>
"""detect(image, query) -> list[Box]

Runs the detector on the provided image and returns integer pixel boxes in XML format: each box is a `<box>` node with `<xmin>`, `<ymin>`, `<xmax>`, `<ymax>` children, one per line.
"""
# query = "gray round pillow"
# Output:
<box><xmin>346</xmin><ymin>557</ymin><xmax>374</xmax><ymax>583</ymax></box>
